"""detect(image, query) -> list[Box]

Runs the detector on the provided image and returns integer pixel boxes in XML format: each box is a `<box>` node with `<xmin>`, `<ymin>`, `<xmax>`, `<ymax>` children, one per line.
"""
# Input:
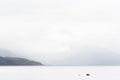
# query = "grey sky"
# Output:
<box><xmin>0</xmin><ymin>0</ymin><xmax>120</xmax><ymax>65</ymax></box>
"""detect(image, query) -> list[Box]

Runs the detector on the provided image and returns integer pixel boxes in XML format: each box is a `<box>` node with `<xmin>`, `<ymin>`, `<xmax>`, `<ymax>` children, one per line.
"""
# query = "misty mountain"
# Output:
<box><xmin>0</xmin><ymin>56</ymin><xmax>42</xmax><ymax>65</ymax></box>
<box><xmin>0</xmin><ymin>49</ymin><xmax>42</xmax><ymax>65</ymax></box>
<box><xmin>0</xmin><ymin>49</ymin><xmax>18</xmax><ymax>57</ymax></box>
<box><xmin>53</xmin><ymin>45</ymin><xmax>120</xmax><ymax>66</ymax></box>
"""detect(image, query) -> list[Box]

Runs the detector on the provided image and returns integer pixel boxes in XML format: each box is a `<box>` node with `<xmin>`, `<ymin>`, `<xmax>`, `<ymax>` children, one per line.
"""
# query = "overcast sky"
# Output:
<box><xmin>0</xmin><ymin>0</ymin><xmax>120</xmax><ymax>65</ymax></box>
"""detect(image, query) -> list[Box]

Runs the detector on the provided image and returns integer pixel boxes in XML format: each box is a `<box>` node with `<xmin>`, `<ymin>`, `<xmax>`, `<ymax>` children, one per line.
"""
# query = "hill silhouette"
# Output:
<box><xmin>0</xmin><ymin>56</ymin><xmax>42</xmax><ymax>65</ymax></box>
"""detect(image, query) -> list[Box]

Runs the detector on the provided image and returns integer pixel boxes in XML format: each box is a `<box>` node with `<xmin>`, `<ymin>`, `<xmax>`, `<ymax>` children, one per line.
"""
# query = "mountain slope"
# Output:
<box><xmin>53</xmin><ymin>45</ymin><xmax>120</xmax><ymax>66</ymax></box>
<box><xmin>0</xmin><ymin>56</ymin><xmax>42</xmax><ymax>65</ymax></box>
